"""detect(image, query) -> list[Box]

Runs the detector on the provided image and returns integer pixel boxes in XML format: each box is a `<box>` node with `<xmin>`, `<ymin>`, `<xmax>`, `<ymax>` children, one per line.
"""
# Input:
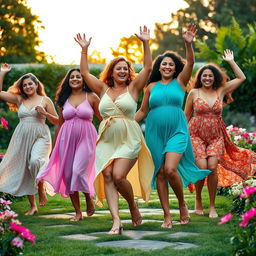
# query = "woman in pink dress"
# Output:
<box><xmin>37</xmin><ymin>68</ymin><xmax>101</xmax><ymax>221</ymax></box>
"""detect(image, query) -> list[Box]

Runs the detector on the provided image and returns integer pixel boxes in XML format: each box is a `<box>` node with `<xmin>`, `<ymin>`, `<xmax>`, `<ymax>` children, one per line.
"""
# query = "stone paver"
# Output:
<box><xmin>96</xmin><ymin>240</ymin><xmax>176</xmax><ymax>250</ymax></box>
<box><xmin>46</xmin><ymin>225</ymin><xmax>75</xmax><ymax>228</ymax></box>
<box><xmin>168</xmin><ymin>232</ymin><xmax>200</xmax><ymax>238</ymax></box>
<box><xmin>172</xmin><ymin>242</ymin><xmax>198</xmax><ymax>250</ymax></box>
<box><xmin>60</xmin><ymin>234</ymin><xmax>98</xmax><ymax>241</ymax></box>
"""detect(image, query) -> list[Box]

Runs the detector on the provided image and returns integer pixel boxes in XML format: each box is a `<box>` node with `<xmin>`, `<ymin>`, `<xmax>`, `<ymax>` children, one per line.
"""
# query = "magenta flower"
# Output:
<box><xmin>240</xmin><ymin>208</ymin><xmax>256</xmax><ymax>227</ymax></box>
<box><xmin>11</xmin><ymin>237</ymin><xmax>24</xmax><ymax>248</ymax></box>
<box><xmin>240</xmin><ymin>187</ymin><xmax>256</xmax><ymax>198</ymax></box>
<box><xmin>0</xmin><ymin>117</ymin><xmax>8</xmax><ymax>129</ymax></box>
<box><xmin>21</xmin><ymin>231</ymin><xmax>36</xmax><ymax>244</ymax></box>
<box><xmin>217</xmin><ymin>213</ymin><xmax>233</xmax><ymax>225</ymax></box>
<box><xmin>10</xmin><ymin>222</ymin><xmax>29</xmax><ymax>234</ymax></box>
<box><xmin>0</xmin><ymin>198</ymin><xmax>12</xmax><ymax>205</ymax></box>
<box><xmin>241</xmin><ymin>132</ymin><xmax>250</xmax><ymax>138</ymax></box>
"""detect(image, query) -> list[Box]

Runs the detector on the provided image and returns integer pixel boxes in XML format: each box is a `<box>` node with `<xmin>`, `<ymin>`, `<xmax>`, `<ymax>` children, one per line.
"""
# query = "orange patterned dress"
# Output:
<box><xmin>188</xmin><ymin>89</ymin><xmax>256</xmax><ymax>189</ymax></box>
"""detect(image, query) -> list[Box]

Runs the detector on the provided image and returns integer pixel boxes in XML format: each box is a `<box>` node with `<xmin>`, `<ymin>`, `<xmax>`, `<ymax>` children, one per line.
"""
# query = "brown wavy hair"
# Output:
<box><xmin>7</xmin><ymin>73</ymin><xmax>46</xmax><ymax>111</ymax></box>
<box><xmin>190</xmin><ymin>63</ymin><xmax>233</xmax><ymax>105</ymax></box>
<box><xmin>100</xmin><ymin>57</ymin><xmax>136</xmax><ymax>87</ymax></box>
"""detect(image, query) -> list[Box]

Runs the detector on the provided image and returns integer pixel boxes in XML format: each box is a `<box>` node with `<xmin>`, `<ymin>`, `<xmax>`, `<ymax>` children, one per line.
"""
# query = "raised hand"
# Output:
<box><xmin>0</xmin><ymin>63</ymin><xmax>12</xmax><ymax>74</ymax></box>
<box><xmin>74</xmin><ymin>33</ymin><xmax>92</xmax><ymax>49</ymax></box>
<box><xmin>182</xmin><ymin>24</ymin><xmax>198</xmax><ymax>44</ymax></box>
<box><xmin>135</xmin><ymin>25</ymin><xmax>150</xmax><ymax>42</ymax></box>
<box><xmin>222</xmin><ymin>49</ymin><xmax>234</xmax><ymax>62</ymax></box>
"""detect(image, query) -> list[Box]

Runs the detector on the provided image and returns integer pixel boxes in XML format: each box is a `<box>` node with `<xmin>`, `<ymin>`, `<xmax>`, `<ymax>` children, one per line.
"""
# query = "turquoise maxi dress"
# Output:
<box><xmin>145</xmin><ymin>79</ymin><xmax>210</xmax><ymax>188</ymax></box>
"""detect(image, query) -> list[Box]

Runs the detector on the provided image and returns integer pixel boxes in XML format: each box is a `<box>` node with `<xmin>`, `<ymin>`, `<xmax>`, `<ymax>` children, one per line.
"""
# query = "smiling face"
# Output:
<box><xmin>69</xmin><ymin>70</ymin><xmax>83</xmax><ymax>90</ymax></box>
<box><xmin>200</xmin><ymin>69</ymin><xmax>215</xmax><ymax>88</ymax></box>
<box><xmin>159</xmin><ymin>57</ymin><xmax>176</xmax><ymax>79</ymax></box>
<box><xmin>112</xmin><ymin>61</ymin><xmax>129</xmax><ymax>84</ymax></box>
<box><xmin>22</xmin><ymin>78</ymin><xmax>38</xmax><ymax>96</ymax></box>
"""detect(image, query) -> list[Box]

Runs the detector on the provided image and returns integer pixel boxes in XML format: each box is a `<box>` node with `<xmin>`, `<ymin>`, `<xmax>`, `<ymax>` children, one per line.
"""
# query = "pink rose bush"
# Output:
<box><xmin>218</xmin><ymin>177</ymin><xmax>256</xmax><ymax>255</ymax></box>
<box><xmin>0</xmin><ymin>198</ymin><xmax>36</xmax><ymax>255</ymax></box>
<box><xmin>0</xmin><ymin>117</ymin><xmax>8</xmax><ymax>130</ymax></box>
<box><xmin>226</xmin><ymin>125</ymin><xmax>256</xmax><ymax>152</ymax></box>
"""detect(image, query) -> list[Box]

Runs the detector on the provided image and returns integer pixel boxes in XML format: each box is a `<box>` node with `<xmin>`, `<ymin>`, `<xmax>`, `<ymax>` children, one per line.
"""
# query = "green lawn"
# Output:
<box><xmin>11</xmin><ymin>188</ymin><xmax>236</xmax><ymax>256</ymax></box>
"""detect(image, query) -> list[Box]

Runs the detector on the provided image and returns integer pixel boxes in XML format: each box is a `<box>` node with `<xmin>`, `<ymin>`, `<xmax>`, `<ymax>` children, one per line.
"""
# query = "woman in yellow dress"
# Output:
<box><xmin>74</xmin><ymin>26</ymin><xmax>154</xmax><ymax>235</ymax></box>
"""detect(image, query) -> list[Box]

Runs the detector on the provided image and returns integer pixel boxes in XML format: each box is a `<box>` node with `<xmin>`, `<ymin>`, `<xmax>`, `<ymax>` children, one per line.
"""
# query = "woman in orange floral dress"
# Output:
<box><xmin>184</xmin><ymin>49</ymin><xmax>256</xmax><ymax>218</ymax></box>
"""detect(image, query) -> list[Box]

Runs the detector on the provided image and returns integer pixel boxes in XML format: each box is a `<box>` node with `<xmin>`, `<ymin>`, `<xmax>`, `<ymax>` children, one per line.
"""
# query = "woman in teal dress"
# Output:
<box><xmin>135</xmin><ymin>24</ymin><xmax>210</xmax><ymax>228</ymax></box>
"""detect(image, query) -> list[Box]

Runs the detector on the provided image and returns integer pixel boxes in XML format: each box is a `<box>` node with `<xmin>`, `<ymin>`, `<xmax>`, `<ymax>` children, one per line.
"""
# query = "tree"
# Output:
<box><xmin>0</xmin><ymin>0</ymin><xmax>47</xmax><ymax>63</ymax></box>
<box><xmin>196</xmin><ymin>18</ymin><xmax>256</xmax><ymax>115</ymax></box>
<box><xmin>153</xmin><ymin>0</ymin><xmax>256</xmax><ymax>58</ymax></box>
<box><xmin>88</xmin><ymin>50</ymin><xmax>106</xmax><ymax>64</ymax></box>
<box><xmin>111</xmin><ymin>35</ymin><xmax>157</xmax><ymax>64</ymax></box>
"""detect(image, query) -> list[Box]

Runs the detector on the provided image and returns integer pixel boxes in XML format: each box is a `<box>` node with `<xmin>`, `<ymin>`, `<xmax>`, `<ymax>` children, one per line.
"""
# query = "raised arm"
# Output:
<box><xmin>130</xmin><ymin>26</ymin><xmax>152</xmax><ymax>96</ymax></box>
<box><xmin>135</xmin><ymin>84</ymin><xmax>152</xmax><ymax>122</ymax></box>
<box><xmin>184</xmin><ymin>89</ymin><xmax>196</xmax><ymax>121</ymax></box>
<box><xmin>220</xmin><ymin>49</ymin><xmax>246</xmax><ymax>95</ymax></box>
<box><xmin>177</xmin><ymin>24</ymin><xmax>198</xmax><ymax>88</ymax></box>
<box><xmin>74</xmin><ymin>33</ymin><xmax>106</xmax><ymax>97</ymax></box>
<box><xmin>0</xmin><ymin>64</ymin><xmax>20</xmax><ymax>105</ymax></box>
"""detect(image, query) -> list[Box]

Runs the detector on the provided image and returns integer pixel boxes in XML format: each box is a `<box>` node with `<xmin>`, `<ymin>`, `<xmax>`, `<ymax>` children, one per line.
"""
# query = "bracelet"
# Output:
<box><xmin>81</xmin><ymin>51</ymin><xmax>87</xmax><ymax>55</ymax></box>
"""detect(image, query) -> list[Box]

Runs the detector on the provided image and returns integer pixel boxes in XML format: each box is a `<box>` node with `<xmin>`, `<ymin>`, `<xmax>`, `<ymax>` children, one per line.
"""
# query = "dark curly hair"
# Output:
<box><xmin>147</xmin><ymin>50</ymin><xmax>185</xmax><ymax>85</ymax></box>
<box><xmin>192</xmin><ymin>63</ymin><xmax>233</xmax><ymax>105</ymax></box>
<box><xmin>56</xmin><ymin>68</ymin><xmax>92</xmax><ymax>107</ymax></box>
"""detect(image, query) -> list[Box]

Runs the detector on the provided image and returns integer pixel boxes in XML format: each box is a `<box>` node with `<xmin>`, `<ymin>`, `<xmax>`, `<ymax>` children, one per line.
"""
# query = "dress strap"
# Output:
<box><xmin>39</xmin><ymin>96</ymin><xmax>45</xmax><ymax>106</ymax></box>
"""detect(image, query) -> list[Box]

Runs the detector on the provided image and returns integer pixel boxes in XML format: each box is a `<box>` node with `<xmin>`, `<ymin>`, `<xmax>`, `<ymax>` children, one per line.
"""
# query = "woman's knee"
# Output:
<box><xmin>164</xmin><ymin>166</ymin><xmax>177</xmax><ymax>178</ymax></box>
<box><xmin>102</xmin><ymin>170</ymin><xmax>113</xmax><ymax>183</ymax></box>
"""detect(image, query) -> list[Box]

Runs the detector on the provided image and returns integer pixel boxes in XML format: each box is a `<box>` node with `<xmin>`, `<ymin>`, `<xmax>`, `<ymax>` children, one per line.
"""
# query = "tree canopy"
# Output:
<box><xmin>152</xmin><ymin>0</ymin><xmax>256</xmax><ymax>58</ymax></box>
<box><xmin>196</xmin><ymin>18</ymin><xmax>256</xmax><ymax>115</ymax></box>
<box><xmin>0</xmin><ymin>0</ymin><xmax>47</xmax><ymax>63</ymax></box>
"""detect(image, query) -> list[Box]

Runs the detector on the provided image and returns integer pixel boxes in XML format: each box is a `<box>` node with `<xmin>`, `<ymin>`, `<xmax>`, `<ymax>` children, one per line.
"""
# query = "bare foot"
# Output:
<box><xmin>69</xmin><ymin>215</ymin><xmax>83</xmax><ymax>222</ymax></box>
<box><xmin>209</xmin><ymin>207</ymin><xmax>218</xmax><ymax>218</ymax></box>
<box><xmin>180</xmin><ymin>202</ymin><xmax>190</xmax><ymax>225</ymax></box>
<box><xmin>86</xmin><ymin>197</ymin><xmax>95</xmax><ymax>217</ymax></box>
<box><xmin>108</xmin><ymin>220</ymin><xmax>123</xmax><ymax>235</ymax></box>
<box><xmin>39</xmin><ymin>190</ymin><xmax>48</xmax><ymax>206</ymax></box>
<box><xmin>130</xmin><ymin>202</ymin><xmax>142</xmax><ymax>227</ymax></box>
<box><xmin>25</xmin><ymin>207</ymin><xmax>38</xmax><ymax>215</ymax></box>
<box><xmin>161</xmin><ymin>215</ymin><xmax>172</xmax><ymax>228</ymax></box>
<box><xmin>195</xmin><ymin>198</ymin><xmax>204</xmax><ymax>216</ymax></box>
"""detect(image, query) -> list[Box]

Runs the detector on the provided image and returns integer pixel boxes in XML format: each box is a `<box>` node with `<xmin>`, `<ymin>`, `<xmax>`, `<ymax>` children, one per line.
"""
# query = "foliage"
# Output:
<box><xmin>0</xmin><ymin>198</ymin><xmax>36</xmax><ymax>256</ymax></box>
<box><xmin>218</xmin><ymin>177</ymin><xmax>256</xmax><ymax>256</ymax></box>
<box><xmin>0</xmin><ymin>0</ymin><xmax>47</xmax><ymax>63</ymax></box>
<box><xmin>111</xmin><ymin>35</ymin><xmax>157</xmax><ymax>64</ymax></box>
<box><xmin>152</xmin><ymin>0</ymin><xmax>256</xmax><ymax>58</ymax></box>
<box><xmin>226</xmin><ymin>125</ymin><xmax>256</xmax><ymax>152</ymax></box>
<box><xmin>196</xmin><ymin>19</ymin><xmax>256</xmax><ymax>115</ymax></box>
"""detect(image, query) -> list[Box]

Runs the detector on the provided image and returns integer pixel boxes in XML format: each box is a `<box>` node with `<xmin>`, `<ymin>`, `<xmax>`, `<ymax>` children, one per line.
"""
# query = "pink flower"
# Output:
<box><xmin>0</xmin><ymin>117</ymin><xmax>8</xmax><ymax>129</ymax></box>
<box><xmin>10</xmin><ymin>222</ymin><xmax>29</xmax><ymax>234</ymax></box>
<box><xmin>0</xmin><ymin>198</ymin><xmax>12</xmax><ymax>205</ymax></box>
<box><xmin>240</xmin><ymin>208</ymin><xmax>256</xmax><ymax>227</ymax></box>
<box><xmin>0</xmin><ymin>226</ymin><xmax>4</xmax><ymax>232</ymax></box>
<box><xmin>21</xmin><ymin>231</ymin><xmax>36</xmax><ymax>244</ymax></box>
<box><xmin>240</xmin><ymin>187</ymin><xmax>256</xmax><ymax>198</ymax></box>
<box><xmin>217</xmin><ymin>213</ymin><xmax>233</xmax><ymax>225</ymax></box>
<box><xmin>11</xmin><ymin>237</ymin><xmax>24</xmax><ymax>248</ymax></box>
<box><xmin>4</xmin><ymin>210</ymin><xmax>18</xmax><ymax>218</ymax></box>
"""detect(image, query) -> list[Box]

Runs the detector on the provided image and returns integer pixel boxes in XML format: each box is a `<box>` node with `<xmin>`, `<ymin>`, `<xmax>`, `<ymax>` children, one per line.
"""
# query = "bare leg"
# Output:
<box><xmin>207</xmin><ymin>157</ymin><xmax>218</xmax><ymax>218</ymax></box>
<box><xmin>194</xmin><ymin>159</ymin><xmax>208</xmax><ymax>215</ymax></box>
<box><xmin>103</xmin><ymin>165</ymin><xmax>122</xmax><ymax>234</ymax></box>
<box><xmin>156</xmin><ymin>167</ymin><xmax>172</xmax><ymax>228</ymax></box>
<box><xmin>69</xmin><ymin>191</ymin><xmax>83</xmax><ymax>221</ymax></box>
<box><xmin>38</xmin><ymin>181</ymin><xmax>48</xmax><ymax>206</ymax></box>
<box><xmin>84</xmin><ymin>192</ymin><xmax>95</xmax><ymax>216</ymax></box>
<box><xmin>113</xmin><ymin>158</ymin><xmax>142</xmax><ymax>227</ymax></box>
<box><xmin>164</xmin><ymin>152</ymin><xmax>190</xmax><ymax>224</ymax></box>
<box><xmin>25</xmin><ymin>195</ymin><xmax>38</xmax><ymax>215</ymax></box>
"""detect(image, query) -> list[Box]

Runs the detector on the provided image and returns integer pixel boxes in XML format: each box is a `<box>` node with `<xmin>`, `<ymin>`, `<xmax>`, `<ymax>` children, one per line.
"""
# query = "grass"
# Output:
<box><xmin>10</xmin><ymin>188</ymin><xmax>236</xmax><ymax>256</ymax></box>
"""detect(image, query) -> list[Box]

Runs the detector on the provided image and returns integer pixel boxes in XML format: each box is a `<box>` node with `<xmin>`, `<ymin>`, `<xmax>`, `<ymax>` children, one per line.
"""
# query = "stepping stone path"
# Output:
<box><xmin>39</xmin><ymin>194</ymin><xmax>199</xmax><ymax>251</ymax></box>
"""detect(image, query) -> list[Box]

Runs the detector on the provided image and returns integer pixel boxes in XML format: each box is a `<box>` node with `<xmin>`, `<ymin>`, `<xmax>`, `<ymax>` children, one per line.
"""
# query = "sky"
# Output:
<box><xmin>26</xmin><ymin>0</ymin><xmax>187</xmax><ymax>64</ymax></box>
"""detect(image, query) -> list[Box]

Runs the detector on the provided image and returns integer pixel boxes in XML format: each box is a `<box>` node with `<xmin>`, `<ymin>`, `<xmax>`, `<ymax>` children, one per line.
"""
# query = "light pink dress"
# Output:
<box><xmin>37</xmin><ymin>95</ymin><xmax>97</xmax><ymax>197</ymax></box>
